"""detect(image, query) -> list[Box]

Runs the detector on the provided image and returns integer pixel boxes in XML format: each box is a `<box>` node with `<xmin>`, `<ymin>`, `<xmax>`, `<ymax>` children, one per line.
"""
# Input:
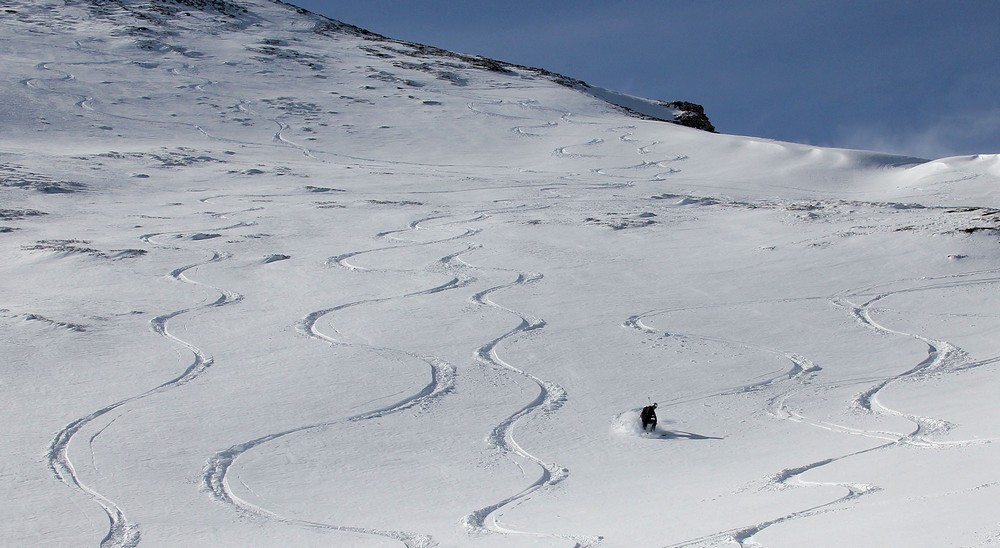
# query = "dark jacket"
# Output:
<box><xmin>640</xmin><ymin>405</ymin><xmax>657</xmax><ymax>423</ymax></box>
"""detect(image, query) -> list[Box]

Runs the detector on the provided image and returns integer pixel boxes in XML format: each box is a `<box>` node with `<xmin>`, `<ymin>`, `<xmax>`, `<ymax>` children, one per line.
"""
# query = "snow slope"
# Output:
<box><xmin>2</xmin><ymin>1</ymin><xmax>1000</xmax><ymax>547</ymax></box>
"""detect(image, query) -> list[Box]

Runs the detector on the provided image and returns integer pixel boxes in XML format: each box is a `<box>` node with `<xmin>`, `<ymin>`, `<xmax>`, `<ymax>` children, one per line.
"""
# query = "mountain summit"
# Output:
<box><xmin>16</xmin><ymin>0</ymin><xmax>717</xmax><ymax>130</ymax></box>
<box><xmin>3</xmin><ymin>1</ymin><xmax>1000</xmax><ymax>547</ymax></box>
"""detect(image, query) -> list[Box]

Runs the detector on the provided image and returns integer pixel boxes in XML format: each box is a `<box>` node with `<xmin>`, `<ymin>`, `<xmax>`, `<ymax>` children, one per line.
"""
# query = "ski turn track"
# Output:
<box><xmin>834</xmin><ymin>270</ymin><xmax>1000</xmax><ymax>447</ymax></box>
<box><xmin>461</xmin><ymin>270</ymin><xmax>601</xmax><ymax>547</ymax></box>
<box><xmin>46</xmin><ymin>230</ymin><xmax>243</xmax><ymax>548</ymax></box>
<box><xmin>201</xmin><ymin>215</ymin><xmax>487</xmax><ymax>548</ymax></box>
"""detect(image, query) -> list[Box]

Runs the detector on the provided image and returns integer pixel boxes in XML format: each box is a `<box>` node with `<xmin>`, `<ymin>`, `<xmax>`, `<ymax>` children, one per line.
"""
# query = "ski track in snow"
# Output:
<box><xmin>25</xmin><ymin>61</ymin><xmax>96</xmax><ymax>114</ymax></box>
<box><xmin>630</xmin><ymin>271</ymin><xmax>1000</xmax><ymax>547</ymax></box>
<box><xmin>25</xmin><ymin>54</ymin><xmax>329</xmax><ymax>160</ymax></box>
<box><xmin>458</xmin><ymin>260</ymin><xmax>600</xmax><ymax>547</ymax></box>
<box><xmin>45</xmin><ymin>224</ymin><xmax>245</xmax><ymax>548</ymax></box>
<box><xmin>271</xmin><ymin>120</ymin><xmax>317</xmax><ymax>159</ymax></box>
<box><xmin>476</xmin><ymin>99</ymin><xmax>690</xmax><ymax>186</ymax></box>
<box><xmin>327</xmin><ymin>214</ymin><xmax>482</xmax><ymax>272</ymax></box>
<box><xmin>833</xmin><ymin>269</ymin><xmax>1000</xmax><ymax>447</ymax></box>
<box><xmin>27</xmin><ymin>58</ymin><xmax>202</xmax><ymax>132</ymax></box>
<box><xmin>623</xmin><ymin>298</ymin><xmax>828</xmax><ymax>404</ymax></box>
<box><xmin>201</xmin><ymin>214</ymin><xmax>488</xmax><ymax>548</ymax></box>
<box><xmin>196</xmin><ymin>93</ymin><xmax>597</xmax><ymax>547</ymax></box>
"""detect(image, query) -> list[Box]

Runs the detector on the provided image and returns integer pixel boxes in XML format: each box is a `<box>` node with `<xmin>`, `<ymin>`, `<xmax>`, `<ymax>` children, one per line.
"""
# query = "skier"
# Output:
<box><xmin>640</xmin><ymin>403</ymin><xmax>658</xmax><ymax>432</ymax></box>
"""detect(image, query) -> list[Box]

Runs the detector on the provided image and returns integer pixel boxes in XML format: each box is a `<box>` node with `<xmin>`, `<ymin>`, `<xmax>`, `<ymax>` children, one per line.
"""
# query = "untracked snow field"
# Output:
<box><xmin>2</xmin><ymin>1</ymin><xmax>1000</xmax><ymax>547</ymax></box>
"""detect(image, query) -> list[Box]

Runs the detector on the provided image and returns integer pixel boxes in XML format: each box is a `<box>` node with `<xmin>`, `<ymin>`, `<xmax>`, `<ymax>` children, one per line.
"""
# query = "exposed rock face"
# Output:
<box><xmin>657</xmin><ymin>101</ymin><xmax>717</xmax><ymax>132</ymax></box>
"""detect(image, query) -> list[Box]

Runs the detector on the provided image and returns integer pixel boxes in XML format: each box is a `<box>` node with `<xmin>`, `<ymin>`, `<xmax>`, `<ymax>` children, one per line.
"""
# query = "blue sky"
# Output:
<box><xmin>292</xmin><ymin>1</ymin><xmax>999</xmax><ymax>159</ymax></box>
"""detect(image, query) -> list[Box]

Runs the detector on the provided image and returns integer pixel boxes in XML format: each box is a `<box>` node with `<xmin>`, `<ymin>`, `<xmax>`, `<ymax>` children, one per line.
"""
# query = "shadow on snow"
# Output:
<box><xmin>647</xmin><ymin>429</ymin><xmax>724</xmax><ymax>441</ymax></box>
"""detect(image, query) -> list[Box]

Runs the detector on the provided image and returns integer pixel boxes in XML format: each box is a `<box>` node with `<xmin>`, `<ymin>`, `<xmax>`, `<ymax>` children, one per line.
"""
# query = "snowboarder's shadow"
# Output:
<box><xmin>651</xmin><ymin>429</ymin><xmax>723</xmax><ymax>440</ymax></box>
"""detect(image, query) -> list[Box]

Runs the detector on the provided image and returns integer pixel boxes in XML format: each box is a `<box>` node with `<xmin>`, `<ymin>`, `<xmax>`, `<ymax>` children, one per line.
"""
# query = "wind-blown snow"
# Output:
<box><xmin>2</xmin><ymin>1</ymin><xmax>1000</xmax><ymax>547</ymax></box>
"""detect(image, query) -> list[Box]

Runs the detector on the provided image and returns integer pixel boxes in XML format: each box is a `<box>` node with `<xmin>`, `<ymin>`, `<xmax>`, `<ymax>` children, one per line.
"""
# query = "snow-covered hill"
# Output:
<box><xmin>3</xmin><ymin>1</ymin><xmax>1000</xmax><ymax>547</ymax></box>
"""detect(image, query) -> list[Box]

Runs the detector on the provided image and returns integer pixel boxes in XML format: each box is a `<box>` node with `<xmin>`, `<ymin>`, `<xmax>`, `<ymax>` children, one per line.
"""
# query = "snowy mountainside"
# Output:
<box><xmin>3</xmin><ymin>1</ymin><xmax>1000</xmax><ymax>547</ymax></box>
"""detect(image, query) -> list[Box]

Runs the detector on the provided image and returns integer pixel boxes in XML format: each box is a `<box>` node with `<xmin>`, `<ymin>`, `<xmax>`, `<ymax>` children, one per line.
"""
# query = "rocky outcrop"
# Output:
<box><xmin>656</xmin><ymin>101</ymin><xmax>716</xmax><ymax>132</ymax></box>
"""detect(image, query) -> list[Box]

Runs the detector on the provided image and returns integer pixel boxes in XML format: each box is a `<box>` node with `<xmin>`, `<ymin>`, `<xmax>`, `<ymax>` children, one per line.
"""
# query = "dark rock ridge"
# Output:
<box><xmin>654</xmin><ymin>101</ymin><xmax>716</xmax><ymax>133</ymax></box>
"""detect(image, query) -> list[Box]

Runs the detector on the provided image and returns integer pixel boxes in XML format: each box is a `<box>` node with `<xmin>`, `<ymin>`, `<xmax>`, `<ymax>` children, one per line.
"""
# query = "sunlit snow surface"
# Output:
<box><xmin>3</xmin><ymin>1</ymin><xmax>1000</xmax><ymax>547</ymax></box>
